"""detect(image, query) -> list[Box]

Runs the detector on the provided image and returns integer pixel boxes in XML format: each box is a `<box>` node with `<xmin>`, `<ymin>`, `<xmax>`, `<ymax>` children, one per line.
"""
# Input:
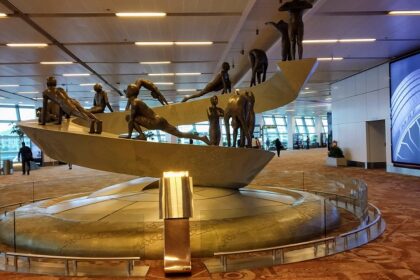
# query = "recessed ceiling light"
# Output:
<box><xmin>115</xmin><ymin>12</ymin><xmax>166</xmax><ymax>17</ymax></box>
<box><xmin>34</xmin><ymin>97</ymin><xmax>43</xmax><ymax>100</ymax></box>
<box><xmin>135</xmin><ymin>42</ymin><xmax>173</xmax><ymax>46</ymax></box>
<box><xmin>0</xmin><ymin>13</ymin><xmax>7</xmax><ymax>17</ymax></box>
<box><xmin>140</xmin><ymin>61</ymin><xmax>171</xmax><ymax>64</ymax></box>
<box><xmin>0</xmin><ymin>84</ymin><xmax>19</xmax><ymax>87</ymax></box>
<box><xmin>338</xmin><ymin>38</ymin><xmax>376</xmax><ymax>43</ymax></box>
<box><xmin>303</xmin><ymin>39</ymin><xmax>338</xmax><ymax>44</ymax></box>
<box><xmin>154</xmin><ymin>82</ymin><xmax>174</xmax><ymax>85</ymax></box>
<box><xmin>175</xmin><ymin>72</ymin><xmax>201</xmax><ymax>76</ymax></box>
<box><xmin>388</xmin><ymin>11</ymin><xmax>420</xmax><ymax>15</ymax></box>
<box><xmin>305</xmin><ymin>87</ymin><xmax>310</xmax><ymax>90</ymax></box>
<box><xmin>18</xmin><ymin>91</ymin><xmax>39</xmax><ymax>94</ymax></box>
<box><xmin>6</xmin><ymin>43</ymin><xmax>48</xmax><ymax>47</ymax></box>
<box><xmin>40</xmin><ymin>61</ymin><xmax>74</xmax><ymax>65</ymax></box>
<box><xmin>317</xmin><ymin>57</ymin><xmax>344</xmax><ymax>61</ymax></box>
<box><xmin>326</xmin><ymin>97</ymin><xmax>332</xmax><ymax>100</ymax></box>
<box><xmin>80</xmin><ymin>83</ymin><xmax>96</xmax><ymax>86</ymax></box>
<box><xmin>148</xmin><ymin>73</ymin><xmax>174</xmax><ymax>76</ymax></box>
<box><xmin>62</xmin><ymin>73</ymin><xmax>90</xmax><ymax>77</ymax></box>
<box><xmin>176</xmin><ymin>89</ymin><xmax>197</xmax><ymax>92</ymax></box>
<box><xmin>286</xmin><ymin>109</ymin><xmax>295</xmax><ymax>112</ymax></box>
<box><xmin>174</xmin><ymin>41</ymin><xmax>213</xmax><ymax>45</ymax></box>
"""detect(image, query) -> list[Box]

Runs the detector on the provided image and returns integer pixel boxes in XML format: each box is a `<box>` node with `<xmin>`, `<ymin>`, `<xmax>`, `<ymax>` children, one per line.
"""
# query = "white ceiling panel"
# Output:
<box><xmin>0</xmin><ymin>18</ymin><xmax>49</xmax><ymax>42</ymax></box>
<box><xmin>0</xmin><ymin>46</ymin><xmax>72</xmax><ymax>63</ymax></box>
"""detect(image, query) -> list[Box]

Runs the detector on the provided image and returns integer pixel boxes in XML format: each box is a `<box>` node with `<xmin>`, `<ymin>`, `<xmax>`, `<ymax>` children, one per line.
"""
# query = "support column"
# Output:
<box><xmin>287</xmin><ymin>113</ymin><xmax>295</xmax><ymax>149</ymax></box>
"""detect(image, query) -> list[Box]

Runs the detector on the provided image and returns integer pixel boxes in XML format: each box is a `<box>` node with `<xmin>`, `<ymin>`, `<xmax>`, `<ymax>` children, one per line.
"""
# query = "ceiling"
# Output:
<box><xmin>0</xmin><ymin>0</ymin><xmax>419</xmax><ymax>116</ymax></box>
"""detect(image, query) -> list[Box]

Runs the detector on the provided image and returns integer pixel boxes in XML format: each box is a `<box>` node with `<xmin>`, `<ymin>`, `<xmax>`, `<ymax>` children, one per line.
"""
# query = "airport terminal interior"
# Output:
<box><xmin>0</xmin><ymin>0</ymin><xmax>419</xmax><ymax>279</ymax></box>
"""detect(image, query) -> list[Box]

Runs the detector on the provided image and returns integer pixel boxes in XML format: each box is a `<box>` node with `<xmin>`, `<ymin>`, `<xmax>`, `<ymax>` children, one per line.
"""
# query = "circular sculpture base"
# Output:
<box><xmin>0</xmin><ymin>178</ymin><xmax>340</xmax><ymax>258</ymax></box>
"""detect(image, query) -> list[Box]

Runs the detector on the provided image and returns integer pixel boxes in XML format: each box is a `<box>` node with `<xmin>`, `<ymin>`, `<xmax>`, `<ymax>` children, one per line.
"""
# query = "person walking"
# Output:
<box><xmin>275</xmin><ymin>138</ymin><xmax>282</xmax><ymax>157</ymax></box>
<box><xmin>18</xmin><ymin>142</ymin><xmax>33</xmax><ymax>175</ymax></box>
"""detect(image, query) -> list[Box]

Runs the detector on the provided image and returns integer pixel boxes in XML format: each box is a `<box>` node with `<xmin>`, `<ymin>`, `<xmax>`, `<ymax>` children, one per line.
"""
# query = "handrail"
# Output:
<box><xmin>340</xmin><ymin>204</ymin><xmax>381</xmax><ymax>238</ymax></box>
<box><xmin>5</xmin><ymin>252</ymin><xmax>140</xmax><ymax>261</ymax></box>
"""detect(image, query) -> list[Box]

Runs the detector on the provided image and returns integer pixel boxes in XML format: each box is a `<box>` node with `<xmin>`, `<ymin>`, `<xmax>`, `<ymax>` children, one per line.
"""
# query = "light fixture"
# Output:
<box><xmin>176</xmin><ymin>89</ymin><xmax>197</xmax><ymax>92</ymax></box>
<box><xmin>135</xmin><ymin>42</ymin><xmax>174</xmax><ymax>46</ymax></box>
<box><xmin>80</xmin><ymin>83</ymin><xmax>96</xmax><ymax>86</ymax></box>
<box><xmin>18</xmin><ymin>91</ymin><xmax>39</xmax><ymax>94</ymax></box>
<box><xmin>338</xmin><ymin>38</ymin><xmax>376</xmax><ymax>43</ymax></box>
<box><xmin>303</xmin><ymin>39</ymin><xmax>338</xmax><ymax>44</ymax></box>
<box><xmin>305</xmin><ymin>87</ymin><xmax>310</xmax><ymax>90</ymax></box>
<box><xmin>175</xmin><ymin>73</ymin><xmax>201</xmax><ymax>76</ymax></box>
<box><xmin>326</xmin><ymin>97</ymin><xmax>332</xmax><ymax>100</ymax></box>
<box><xmin>317</xmin><ymin>57</ymin><xmax>344</xmax><ymax>61</ymax></box>
<box><xmin>0</xmin><ymin>13</ymin><xmax>7</xmax><ymax>17</ymax></box>
<box><xmin>388</xmin><ymin>11</ymin><xmax>420</xmax><ymax>15</ymax></box>
<box><xmin>286</xmin><ymin>109</ymin><xmax>295</xmax><ymax>112</ymax></box>
<box><xmin>40</xmin><ymin>61</ymin><xmax>74</xmax><ymax>65</ymax></box>
<box><xmin>174</xmin><ymin>41</ymin><xmax>213</xmax><ymax>45</ymax></box>
<box><xmin>62</xmin><ymin>73</ymin><xmax>90</xmax><ymax>77</ymax></box>
<box><xmin>6</xmin><ymin>43</ymin><xmax>48</xmax><ymax>47</ymax></box>
<box><xmin>148</xmin><ymin>73</ymin><xmax>174</xmax><ymax>76</ymax></box>
<box><xmin>154</xmin><ymin>82</ymin><xmax>174</xmax><ymax>85</ymax></box>
<box><xmin>140</xmin><ymin>61</ymin><xmax>171</xmax><ymax>64</ymax></box>
<box><xmin>115</xmin><ymin>12</ymin><xmax>166</xmax><ymax>17</ymax></box>
<box><xmin>0</xmin><ymin>84</ymin><xmax>19</xmax><ymax>87</ymax></box>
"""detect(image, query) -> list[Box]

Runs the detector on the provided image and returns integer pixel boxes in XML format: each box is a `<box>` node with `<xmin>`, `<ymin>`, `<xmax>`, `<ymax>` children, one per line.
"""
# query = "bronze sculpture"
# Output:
<box><xmin>248</xmin><ymin>49</ymin><xmax>268</xmax><ymax>87</ymax></box>
<box><xmin>279</xmin><ymin>0</ymin><xmax>313</xmax><ymax>60</ymax></box>
<box><xmin>181</xmin><ymin>62</ymin><xmax>231</xmax><ymax>102</ymax></box>
<box><xmin>88</xmin><ymin>84</ymin><xmax>114</xmax><ymax>113</ymax></box>
<box><xmin>123</xmin><ymin>84</ymin><xmax>210</xmax><ymax>144</ymax></box>
<box><xmin>224</xmin><ymin>91</ymin><xmax>255</xmax><ymax>148</ymax></box>
<box><xmin>41</xmin><ymin>76</ymin><xmax>103</xmax><ymax>134</ymax></box>
<box><xmin>207</xmin><ymin>96</ymin><xmax>224</xmax><ymax>146</ymax></box>
<box><xmin>265</xmin><ymin>20</ymin><xmax>291</xmax><ymax>61</ymax></box>
<box><xmin>125</xmin><ymin>79</ymin><xmax>169</xmax><ymax>110</ymax></box>
<box><xmin>37</xmin><ymin>100</ymin><xmax>61</xmax><ymax>124</ymax></box>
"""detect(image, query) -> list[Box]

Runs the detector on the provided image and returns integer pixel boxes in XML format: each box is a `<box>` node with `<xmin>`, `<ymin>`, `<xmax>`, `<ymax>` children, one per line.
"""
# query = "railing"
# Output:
<box><xmin>213</xmin><ymin>191</ymin><xmax>383</xmax><ymax>272</ymax></box>
<box><xmin>2</xmin><ymin>252</ymin><xmax>140</xmax><ymax>276</ymax></box>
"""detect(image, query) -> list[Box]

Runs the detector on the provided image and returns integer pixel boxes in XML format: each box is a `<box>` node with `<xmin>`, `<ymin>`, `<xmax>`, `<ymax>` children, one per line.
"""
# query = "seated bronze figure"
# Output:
<box><xmin>88</xmin><ymin>83</ymin><xmax>114</xmax><ymax>113</ymax></box>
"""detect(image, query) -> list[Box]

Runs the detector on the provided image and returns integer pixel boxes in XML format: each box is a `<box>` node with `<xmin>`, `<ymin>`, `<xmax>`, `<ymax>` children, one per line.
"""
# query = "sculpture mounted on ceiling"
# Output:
<box><xmin>41</xmin><ymin>76</ymin><xmax>103</xmax><ymax>134</ymax></box>
<box><xmin>125</xmin><ymin>79</ymin><xmax>169</xmax><ymax>110</ymax></box>
<box><xmin>224</xmin><ymin>91</ymin><xmax>255</xmax><ymax>148</ymax></box>
<box><xmin>181</xmin><ymin>62</ymin><xmax>231</xmax><ymax>102</ymax></box>
<box><xmin>122</xmin><ymin>84</ymin><xmax>210</xmax><ymax>144</ymax></box>
<box><xmin>265</xmin><ymin>20</ymin><xmax>291</xmax><ymax>61</ymax></box>
<box><xmin>248</xmin><ymin>49</ymin><xmax>268</xmax><ymax>87</ymax></box>
<box><xmin>279</xmin><ymin>0</ymin><xmax>313</xmax><ymax>60</ymax></box>
<box><xmin>88</xmin><ymin>83</ymin><xmax>114</xmax><ymax>113</ymax></box>
<box><xmin>207</xmin><ymin>95</ymin><xmax>224</xmax><ymax>146</ymax></box>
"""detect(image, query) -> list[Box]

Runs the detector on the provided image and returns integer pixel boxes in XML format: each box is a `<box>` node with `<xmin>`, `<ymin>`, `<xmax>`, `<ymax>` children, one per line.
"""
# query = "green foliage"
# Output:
<box><xmin>328</xmin><ymin>146</ymin><xmax>344</xmax><ymax>158</ymax></box>
<box><xmin>9</xmin><ymin>123</ymin><xmax>25</xmax><ymax>140</ymax></box>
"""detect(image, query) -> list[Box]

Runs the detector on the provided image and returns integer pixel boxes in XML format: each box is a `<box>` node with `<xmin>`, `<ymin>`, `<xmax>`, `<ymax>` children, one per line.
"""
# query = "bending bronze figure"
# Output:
<box><xmin>279</xmin><ymin>0</ymin><xmax>313</xmax><ymax>60</ymax></box>
<box><xmin>37</xmin><ymin>100</ymin><xmax>61</xmax><ymax>124</ymax></box>
<box><xmin>41</xmin><ymin>76</ymin><xmax>102</xmax><ymax>134</ymax></box>
<box><xmin>265</xmin><ymin>20</ymin><xmax>291</xmax><ymax>61</ymax></box>
<box><xmin>207</xmin><ymin>96</ymin><xmax>224</xmax><ymax>146</ymax></box>
<box><xmin>125</xmin><ymin>79</ymin><xmax>168</xmax><ymax>110</ymax></box>
<box><xmin>88</xmin><ymin>84</ymin><xmax>114</xmax><ymax>113</ymax></box>
<box><xmin>123</xmin><ymin>84</ymin><xmax>210</xmax><ymax>144</ymax></box>
<box><xmin>182</xmin><ymin>62</ymin><xmax>231</xmax><ymax>102</ymax></box>
<box><xmin>248</xmin><ymin>49</ymin><xmax>268</xmax><ymax>87</ymax></box>
<box><xmin>224</xmin><ymin>91</ymin><xmax>255</xmax><ymax>148</ymax></box>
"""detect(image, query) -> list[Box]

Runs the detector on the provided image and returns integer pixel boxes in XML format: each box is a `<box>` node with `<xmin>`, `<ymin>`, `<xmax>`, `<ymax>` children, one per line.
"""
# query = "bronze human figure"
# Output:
<box><xmin>248</xmin><ymin>49</ymin><xmax>268</xmax><ymax>87</ymax></box>
<box><xmin>41</xmin><ymin>76</ymin><xmax>102</xmax><ymax>134</ymax></box>
<box><xmin>265</xmin><ymin>20</ymin><xmax>291</xmax><ymax>61</ymax></box>
<box><xmin>207</xmin><ymin>96</ymin><xmax>224</xmax><ymax>146</ymax></box>
<box><xmin>125</xmin><ymin>79</ymin><xmax>168</xmax><ymax>110</ymax></box>
<box><xmin>279</xmin><ymin>0</ymin><xmax>313</xmax><ymax>60</ymax></box>
<box><xmin>182</xmin><ymin>62</ymin><xmax>231</xmax><ymax>102</ymax></box>
<box><xmin>37</xmin><ymin>100</ymin><xmax>61</xmax><ymax>124</ymax></box>
<box><xmin>224</xmin><ymin>91</ymin><xmax>255</xmax><ymax>148</ymax></box>
<box><xmin>123</xmin><ymin>84</ymin><xmax>210</xmax><ymax>144</ymax></box>
<box><xmin>88</xmin><ymin>83</ymin><xmax>114</xmax><ymax>113</ymax></box>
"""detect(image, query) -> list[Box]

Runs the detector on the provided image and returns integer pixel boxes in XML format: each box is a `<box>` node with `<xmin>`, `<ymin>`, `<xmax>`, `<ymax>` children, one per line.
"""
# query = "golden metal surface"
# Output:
<box><xmin>159</xmin><ymin>174</ymin><xmax>193</xmax><ymax>219</ymax></box>
<box><xmin>163</xmin><ymin>219</ymin><xmax>191</xmax><ymax>274</ymax></box>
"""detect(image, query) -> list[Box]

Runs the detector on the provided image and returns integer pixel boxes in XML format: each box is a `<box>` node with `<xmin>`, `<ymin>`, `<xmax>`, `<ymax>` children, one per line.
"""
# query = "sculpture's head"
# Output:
<box><xmin>93</xmin><ymin>83</ymin><xmax>102</xmax><ymax>93</ymax></box>
<box><xmin>46</xmin><ymin>76</ymin><xmax>57</xmax><ymax>88</ymax></box>
<box><xmin>222</xmin><ymin>62</ymin><xmax>230</xmax><ymax>71</ymax></box>
<box><xmin>210</xmin><ymin>95</ymin><xmax>218</xmax><ymax>106</ymax></box>
<box><xmin>125</xmin><ymin>84</ymin><xmax>139</xmax><ymax>99</ymax></box>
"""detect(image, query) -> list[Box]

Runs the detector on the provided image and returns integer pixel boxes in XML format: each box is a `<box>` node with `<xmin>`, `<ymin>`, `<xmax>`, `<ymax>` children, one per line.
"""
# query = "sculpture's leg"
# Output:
<box><xmin>250</xmin><ymin>68</ymin><xmax>256</xmax><ymax>87</ymax></box>
<box><xmin>256</xmin><ymin>72</ymin><xmax>262</xmax><ymax>85</ymax></box>
<box><xmin>297</xmin><ymin>24</ymin><xmax>304</xmax><ymax>60</ymax></box>
<box><xmin>163</xmin><ymin>124</ymin><xmax>210</xmax><ymax>145</ymax></box>
<box><xmin>238</xmin><ymin>115</ymin><xmax>251</xmax><ymax>148</ymax></box>
<box><xmin>224</xmin><ymin>115</ymin><xmax>231</xmax><ymax>147</ymax></box>
<box><xmin>233</xmin><ymin>126</ymin><xmax>238</xmax><ymax>148</ymax></box>
<box><xmin>95</xmin><ymin>120</ymin><xmax>102</xmax><ymax>134</ymax></box>
<box><xmin>262</xmin><ymin>64</ymin><xmax>267</xmax><ymax>82</ymax></box>
<box><xmin>88</xmin><ymin>121</ymin><xmax>95</xmax><ymax>134</ymax></box>
<box><xmin>181</xmin><ymin>88</ymin><xmax>210</xmax><ymax>102</ymax></box>
<box><xmin>133</xmin><ymin>122</ymin><xmax>147</xmax><ymax>140</ymax></box>
<box><xmin>56</xmin><ymin>108</ymin><xmax>63</xmax><ymax>125</ymax></box>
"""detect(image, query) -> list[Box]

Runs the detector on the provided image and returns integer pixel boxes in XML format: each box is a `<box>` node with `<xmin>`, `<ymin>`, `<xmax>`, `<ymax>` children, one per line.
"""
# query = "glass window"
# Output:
<box><xmin>19</xmin><ymin>107</ymin><xmax>36</xmax><ymax>120</ymax></box>
<box><xmin>275</xmin><ymin>117</ymin><xmax>286</xmax><ymax>126</ymax></box>
<box><xmin>297</xmin><ymin>126</ymin><xmax>306</xmax><ymax>133</ymax></box>
<box><xmin>295</xmin><ymin>118</ymin><xmax>304</xmax><ymax>126</ymax></box>
<box><xmin>307</xmin><ymin>127</ymin><xmax>316</xmax><ymax>133</ymax></box>
<box><xmin>304</xmin><ymin>117</ymin><xmax>315</xmax><ymax>126</ymax></box>
<box><xmin>0</xmin><ymin>107</ymin><xmax>17</xmax><ymax>121</ymax></box>
<box><xmin>178</xmin><ymin>125</ymin><xmax>194</xmax><ymax>133</ymax></box>
<box><xmin>278</xmin><ymin>126</ymin><xmax>287</xmax><ymax>133</ymax></box>
<box><xmin>263</xmin><ymin>117</ymin><xmax>274</xmax><ymax>125</ymax></box>
<box><xmin>195</xmin><ymin>125</ymin><xmax>209</xmax><ymax>133</ymax></box>
<box><xmin>0</xmin><ymin>123</ymin><xmax>12</xmax><ymax>135</ymax></box>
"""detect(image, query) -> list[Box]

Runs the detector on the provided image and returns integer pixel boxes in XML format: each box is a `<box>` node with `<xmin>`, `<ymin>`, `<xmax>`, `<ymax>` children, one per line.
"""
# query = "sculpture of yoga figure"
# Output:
<box><xmin>125</xmin><ymin>79</ymin><xmax>169</xmax><ymax>110</ymax></box>
<box><xmin>41</xmin><ymin>76</ymin><xmax>102</xmax><ymax>134</ymax></box>
<box><xmin>88</xmin><ymin>83</ymin><xmax>114</xmax><ymax>113</ymax></box>
<box><xmin>123</xmin><ymin>84</ymin><xmax>210</xmax><ymax>144</ymax></box>
<box><xmin>248</xmin><ymin>49</ymin><xmax>268</xmax><ymax>86</ymax></box>
<box><xmin>265</xmin><ymin>20</ymin><xmax>291</xmax><ymax>61</ymax></box>
<box><xmin>279</xmin><ymin>0</ymin><xmax>313</xmax><ymax>60</ymax></box>
<box><xmin>182</xmin><ymin>62</ymin><xmax>231</xmax><ymax>102</ymax></box>
<box><xmin>207</xmin><ymin>95</ymin><xmax>224</xmax><ymax>146</ymax></box>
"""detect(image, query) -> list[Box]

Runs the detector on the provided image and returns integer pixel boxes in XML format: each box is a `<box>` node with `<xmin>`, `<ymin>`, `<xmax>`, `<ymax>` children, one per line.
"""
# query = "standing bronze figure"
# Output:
<box><xmin>279</xmin><ymin>0</ymin><xmax>313</xmax><ymax>60</ymax></box>
<box><xmin>207</xmin><ymin>96</ymin><xmax>224</xmax><ymax>146</ymax></box>
<box><xmin>41</xmin><ymin>76</ymin><xmax>102</xmax><ymax>134</ymax></box>
<box><xmin>182</xmin><ymin>62</ymin><xmax>231</xmax><ymax>102</ymax></box>
<box><xmin>123</xmin><ymin>84</ymin><xmax>210</xmax><ymax>144</ymax></box>
<box><xmin>248</xmin><ymin>49</ymin><xmax>268</xmax><ymax>87</ymax></box>
<box><xmin>224</xmin><ymin>91</ymin><xmax>255</xmax><ymax>148</ymax></box>
<box><xmin>88</xmin><ymin>83</ymin><xmax>114</xmax><ymax>113</ymax></box>
<box><xmin>125</xmin><ymin>79</ymin><xmax>169</xmax><ymax>110</ymax></box>
<box><xmin>265</xmin><ymin>20</ymin><xmax>291</xmax><ymax>61</ymax></box>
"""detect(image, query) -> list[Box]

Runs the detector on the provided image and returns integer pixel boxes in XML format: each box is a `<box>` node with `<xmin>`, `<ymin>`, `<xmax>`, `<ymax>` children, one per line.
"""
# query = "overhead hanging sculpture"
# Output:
<box><xmin>249</xmin><ymin>49</ymin><xmax>268</xmax><ymax>86</ymax></box>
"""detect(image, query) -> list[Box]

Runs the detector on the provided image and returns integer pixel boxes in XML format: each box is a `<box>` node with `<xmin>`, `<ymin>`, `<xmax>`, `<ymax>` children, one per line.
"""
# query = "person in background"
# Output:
<box><xmin>266</xmin><ymin>139</ymin><xmax>270</xmax><ymax>150</ymax></box>
<box><xmin>306</xmin><ymin>135</ymin><xmax>310</xmax><ymax>149</ymax></box>
<box><xmin>18</xmin><ymin>142</ymin><xmax>33</xmax><ymax>175</ymax></box>
<box><xmin>275</xmin><ymin>138</ymin><xmax>282</xmax><ymax>157</ymax></box>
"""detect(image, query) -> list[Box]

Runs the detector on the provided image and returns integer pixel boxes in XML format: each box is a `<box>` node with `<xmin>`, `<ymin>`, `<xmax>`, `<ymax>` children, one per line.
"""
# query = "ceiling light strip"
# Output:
<box><xmin>0</xmin><ymin>84</ymin><xmax>19</xmax><ymax>87</ymax></box>
<box><xmin>135</xmin><ymin>41</ymin><xmax>213</xmax><ymax>46</ymax></box>
<box><xmin>339</xmin><ymin>38</ymin><xmax>376</xmax><ymax>43</ymax></box>
<box><xmin>115</xmin><ymin>12</ymin><xmax>166</xmax><ymax>17</ymax></box>
<box><xmin>0</xmin><ymin>13</ymin><xmax>7</xmax><ymax>17</ymax></box>
<box><xmin>63</xmin><ymin>73</ymin><xmax>90</xmax><ymax>77</ymax></box>
<box><xmin>40</xmin><ymin>61</ymin><xmax>74</xmax><ymax>65</ymax></box>
<box><xmin>18</xmin><ymin>91</ymin><xmax>39</xmax><ymax>94</ymax></box>
<box><xmin>140</xmin><ymin>61</ymin><xmax>171</xmax><ymax>64</ymax></box>
<box><xmin>388</xmin><ymin>11</ymin><xmax>420</xmax><ymax>15</ymax></box>
<box><xmin>7</xmin><ymin>43</ymin><xmax>48</xmax><ymax>47</ymax></box>
<box><xmin>317</xmin><ymin>57</ymin><xmax>344</xmax><ymax>61</ymax></box>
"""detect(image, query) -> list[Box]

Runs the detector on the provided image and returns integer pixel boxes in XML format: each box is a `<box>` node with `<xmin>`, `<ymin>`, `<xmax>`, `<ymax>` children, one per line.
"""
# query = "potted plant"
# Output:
<box><xmin>326</xmin><ymin>140</ymin><xmax>347</xmax><ymax>166</ymax></box>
